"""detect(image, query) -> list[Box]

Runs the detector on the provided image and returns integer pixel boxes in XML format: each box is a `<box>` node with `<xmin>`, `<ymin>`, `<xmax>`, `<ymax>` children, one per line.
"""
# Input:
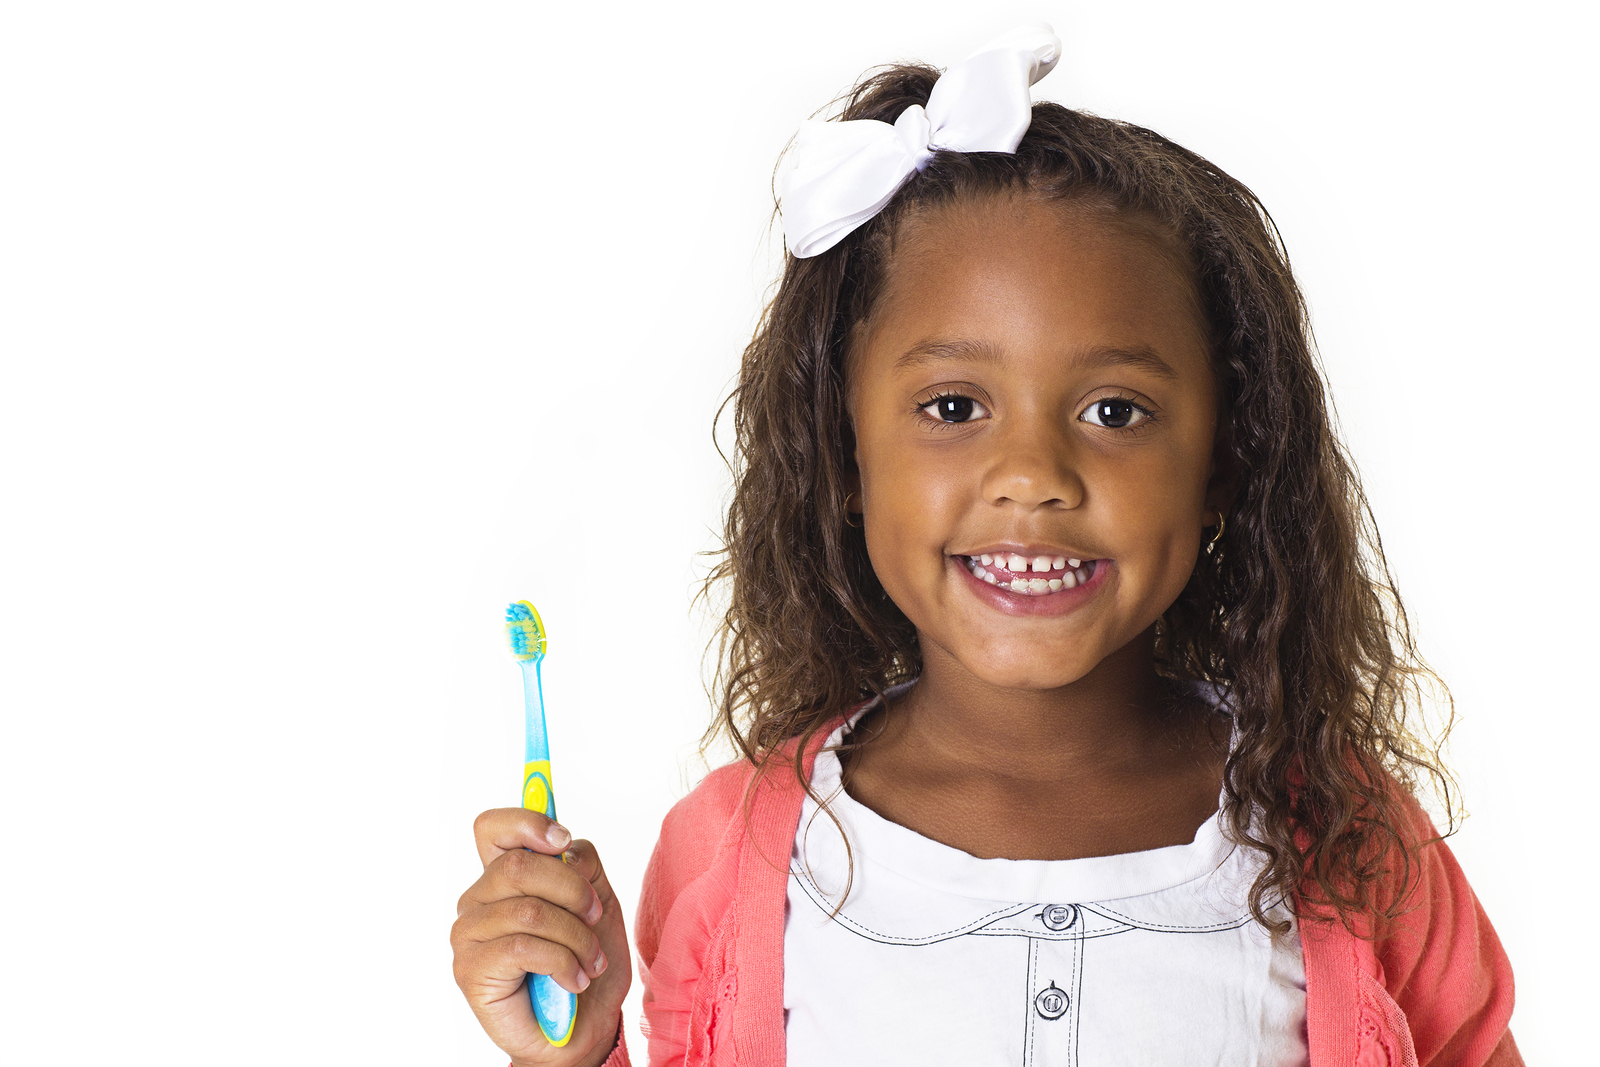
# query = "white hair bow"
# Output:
<box><xmin>777</xmin><ymin>25</ymin><xmax>1062</xmax><ymax>259</ymax></box>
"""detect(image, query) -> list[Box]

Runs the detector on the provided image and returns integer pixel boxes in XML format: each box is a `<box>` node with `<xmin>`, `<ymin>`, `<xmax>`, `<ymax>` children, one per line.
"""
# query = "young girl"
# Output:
<box><xmin>451</xmin><ymin>26</ymin><xmax>1519</xmax><ymax>1067</ymax></box>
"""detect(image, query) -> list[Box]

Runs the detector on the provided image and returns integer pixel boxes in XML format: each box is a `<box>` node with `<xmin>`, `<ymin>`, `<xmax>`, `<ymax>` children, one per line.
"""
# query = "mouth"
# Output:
<box><xmin>958</xmin><ymin>551</ymin><xmax>1100</xmax><ymax>596</ymax></box>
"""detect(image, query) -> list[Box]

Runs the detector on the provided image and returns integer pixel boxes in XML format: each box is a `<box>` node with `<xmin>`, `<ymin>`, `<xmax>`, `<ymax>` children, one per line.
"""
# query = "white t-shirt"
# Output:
<box><xmin>783</xmin><ymin>703</ymin><xmax>1310</xmax><ymax>1066</ymax></box>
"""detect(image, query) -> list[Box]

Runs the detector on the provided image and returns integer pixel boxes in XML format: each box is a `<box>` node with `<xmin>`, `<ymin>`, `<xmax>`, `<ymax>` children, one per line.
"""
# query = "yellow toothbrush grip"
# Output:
<box><xmin>523</xmin><ymin>760</ymin><xmax>557</xmax><ymax>822</ymax></box>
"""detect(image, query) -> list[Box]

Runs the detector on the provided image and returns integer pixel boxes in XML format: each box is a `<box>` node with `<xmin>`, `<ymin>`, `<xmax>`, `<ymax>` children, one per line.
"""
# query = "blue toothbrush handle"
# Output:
<box><xmin>529</xmin><ymin>973</ymin><xmax>578</xmax><ymax>1047</ymax></box>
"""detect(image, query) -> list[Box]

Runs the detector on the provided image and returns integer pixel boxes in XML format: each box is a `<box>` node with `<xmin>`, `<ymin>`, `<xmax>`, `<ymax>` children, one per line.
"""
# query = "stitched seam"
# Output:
<box><xmin>1070</xmin><ymin>931</ymin><xmax>1082</xmax><ymax>1067</ymax></box>
<box><xmin>1026</xmin><ymin>937</ymin><xmax>1038</xmax><ymax>1066</ymax></box>
<box><xmin>795</xmin><ymin>869</ymin><xmax>1034</xmax><ymax>941</ymax></box>
<box><xmin>1085</xmin><ymin>902</ymin><xmax>1255</xmax><ymax>933</ymax></box>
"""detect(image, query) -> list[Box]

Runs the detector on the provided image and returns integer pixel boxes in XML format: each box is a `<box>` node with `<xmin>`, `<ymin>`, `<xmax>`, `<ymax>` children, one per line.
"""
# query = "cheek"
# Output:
<box><xmin>1111</xmin><ymin>447</ymin><xmax>1210</xmax><ymax>590</ymax></box>
<box><xmin>861</xmin><ymin>457</ymin><xmax>956</xmax><ymax>566</ymax></box>
<box><xmin>856</xmin><ymin>435</ymin><xmax>970</xmax><ymax>602</ymax></box>
<box><xmin>857</xmin><ymin>411</ymin><xmax>940</xmax><ymax>522</ymax></box>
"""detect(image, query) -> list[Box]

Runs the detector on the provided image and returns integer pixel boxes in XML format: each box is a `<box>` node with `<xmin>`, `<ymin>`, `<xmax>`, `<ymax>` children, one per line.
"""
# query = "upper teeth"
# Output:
<box><xmin>982</xmin><ymin>553</ymin><xmax>1086</xmax><ymax>574</ymax></box>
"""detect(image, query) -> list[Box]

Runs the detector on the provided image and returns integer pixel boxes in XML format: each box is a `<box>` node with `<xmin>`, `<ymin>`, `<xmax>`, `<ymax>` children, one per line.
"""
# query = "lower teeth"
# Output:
<box><xmin>969</xmin><ymin>557</ymin><xmax>1094</xmax><ymax>594</ymax></box>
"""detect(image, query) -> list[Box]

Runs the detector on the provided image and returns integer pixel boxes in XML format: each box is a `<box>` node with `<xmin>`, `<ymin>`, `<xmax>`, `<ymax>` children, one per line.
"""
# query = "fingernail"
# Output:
<box><xmin>545</xmin><ymin>823</ymin><xmax>571</xmax><ymax>849</ymax></box>
<box><xmin>575</xmin><ymin>970</ymin><xmax>591</xmax><ymax>992</ymax></box>
<box><xmin>593</xmin><ymin>950</ymin><xmax>607</xmax><ymax>975</ymax></box>
<box><xmin>585</xmin><ymin>892</ymin><xmax>603</xmax><ymax>925</ymax></box>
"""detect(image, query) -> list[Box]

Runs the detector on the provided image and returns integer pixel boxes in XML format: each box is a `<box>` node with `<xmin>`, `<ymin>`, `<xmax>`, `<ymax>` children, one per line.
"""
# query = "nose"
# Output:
<box><xmin>979</xmin><ymin>420</ymin><xmax>1085</xmax><ymax>511</ymax></box>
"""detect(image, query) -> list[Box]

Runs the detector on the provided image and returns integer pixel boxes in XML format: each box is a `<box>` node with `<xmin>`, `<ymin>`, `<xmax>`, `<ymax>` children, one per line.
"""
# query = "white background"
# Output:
<box><xmin>2</xmin><ymin>2</ymin><xmax>1594</xmax><ymax>1063</ymax></box>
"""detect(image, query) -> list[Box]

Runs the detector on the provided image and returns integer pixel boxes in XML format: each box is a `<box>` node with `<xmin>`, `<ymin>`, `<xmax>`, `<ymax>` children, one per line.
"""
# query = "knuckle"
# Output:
<box><xmin>550</xmin><ymin>868</ymin><xmax>587</xmax><ymax>908</ymax></box>
<box><xmin>513</xmin><ymin>895</ymin><xmax>551</xmax><ymax>931</ymax></box>
<box><xmin>508</xmin><ymin>933</ymin><xmax>550</xmax><ymax>970</ymax></box>
<box><xmin>501</xmin><ymin>847</ymin><xmax>535</xmax><ymax>880</ymax></box>
<box><xmin>450</xmin><ymin>945</ymin><xmax>476</xmax><ymax>989</ymax></box>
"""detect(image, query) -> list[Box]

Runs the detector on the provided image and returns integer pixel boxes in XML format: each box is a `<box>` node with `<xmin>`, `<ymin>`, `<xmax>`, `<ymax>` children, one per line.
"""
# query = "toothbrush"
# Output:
<box><xmin>504</xmin><ymin>600</ymin><xmax>578</xmax><ymax>1048</ymax></box>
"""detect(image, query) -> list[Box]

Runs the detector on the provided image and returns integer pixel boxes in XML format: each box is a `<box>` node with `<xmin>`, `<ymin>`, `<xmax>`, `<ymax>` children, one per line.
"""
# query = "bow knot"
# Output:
<box><xmin>894</xmin><ymin>104</ymin><xmax>936</xmax><ymax>172</ymax></box>
<box><xmin>777</xmin><ymin>25</ymin><xmax>1062</xmax><ymax>259</ymax></box>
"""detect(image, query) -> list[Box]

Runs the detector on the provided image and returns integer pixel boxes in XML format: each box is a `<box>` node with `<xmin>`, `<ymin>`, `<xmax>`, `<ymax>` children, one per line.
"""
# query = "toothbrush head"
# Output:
<box><xmin>505</xmin><ymin>600</ymin><xmax>547</xmax><ymax>663</ymax></box>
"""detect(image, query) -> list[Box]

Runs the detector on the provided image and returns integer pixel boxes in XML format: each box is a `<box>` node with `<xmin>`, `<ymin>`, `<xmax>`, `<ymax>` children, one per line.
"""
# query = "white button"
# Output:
<box><xmin>1034</xmin><ymin>981</ymin><xmax>1069</xmax><ymax>1020</ymax></box>
<box><xmin>1041</xmin><ymin>904</ymin><xmax>1077</xmax><ymax>931</ymax></box>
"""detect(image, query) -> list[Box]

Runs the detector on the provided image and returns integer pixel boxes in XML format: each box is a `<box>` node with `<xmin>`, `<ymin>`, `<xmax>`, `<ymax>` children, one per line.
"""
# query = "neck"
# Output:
<box><xmin>878</xmin><ymin>627</ymin><xmax>1195</xmax><ymax>786</ymax></box>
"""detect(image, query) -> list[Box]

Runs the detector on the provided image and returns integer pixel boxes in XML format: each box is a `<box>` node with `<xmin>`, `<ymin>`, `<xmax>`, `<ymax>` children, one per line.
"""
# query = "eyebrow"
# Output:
<box><xmin>894</xmin><ymin>338</ymin><xmax>1181</xmax><ymax>383</ymax></box>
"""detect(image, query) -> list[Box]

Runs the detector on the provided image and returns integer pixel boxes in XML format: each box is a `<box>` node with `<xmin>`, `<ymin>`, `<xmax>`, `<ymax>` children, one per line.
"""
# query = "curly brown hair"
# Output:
<box><xmin>701</xmin><ymin>63</ymin><xmax>1456</xmax><ymax>933</ymax></box>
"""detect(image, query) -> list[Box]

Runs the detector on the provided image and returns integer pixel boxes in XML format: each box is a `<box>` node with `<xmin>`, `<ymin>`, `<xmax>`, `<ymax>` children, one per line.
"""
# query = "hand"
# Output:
<box><xmin>453</xmin><ymin>809</ymin><xmax>632</xmax><ymax>1067</ymax></box>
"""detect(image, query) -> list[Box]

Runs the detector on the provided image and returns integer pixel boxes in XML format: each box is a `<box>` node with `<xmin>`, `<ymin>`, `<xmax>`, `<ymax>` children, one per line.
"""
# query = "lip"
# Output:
<box><xmin>952</xmin><ymin>553</ymin><xmax>1114</xmax><ymax>617</ymax></box>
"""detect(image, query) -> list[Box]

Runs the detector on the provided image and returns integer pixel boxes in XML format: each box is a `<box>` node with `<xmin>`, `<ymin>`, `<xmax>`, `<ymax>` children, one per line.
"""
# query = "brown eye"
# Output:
<box><xmin>1080</xmin><ymin>398</ymin><xmax>1149</xmax><ymax>429</ymax></box>
<box><xmin>921</xmin><ymin>395</ymin><xmax>989</xmax><ymax>423</ymax></box>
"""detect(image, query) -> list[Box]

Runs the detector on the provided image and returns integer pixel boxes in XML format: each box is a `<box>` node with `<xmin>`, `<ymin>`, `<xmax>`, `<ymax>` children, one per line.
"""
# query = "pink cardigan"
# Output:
<box><xmin>597</xmin><ymin>714</ymin><xmax>1519</xmax><ymax>1067</ymax></box>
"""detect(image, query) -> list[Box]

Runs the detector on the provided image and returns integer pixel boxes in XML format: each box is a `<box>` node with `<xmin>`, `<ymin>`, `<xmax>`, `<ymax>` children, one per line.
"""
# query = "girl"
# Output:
<box><xmin>451</xmin><ymin>26</ymin><xmax>1519</xmax><ymax>1067</ymax></box>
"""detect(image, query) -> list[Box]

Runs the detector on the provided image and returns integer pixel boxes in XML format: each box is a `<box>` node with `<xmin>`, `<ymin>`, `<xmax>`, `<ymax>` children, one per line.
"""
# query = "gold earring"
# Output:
<box><xmin>845</xmin><ymin>492</ymin><xmax>864</xmax><ymax>528</ymax></box>
<box><xmin>1205</xmin><ymin>513</ymin><xmax>1226</xmax><ymax>554</ymax></box>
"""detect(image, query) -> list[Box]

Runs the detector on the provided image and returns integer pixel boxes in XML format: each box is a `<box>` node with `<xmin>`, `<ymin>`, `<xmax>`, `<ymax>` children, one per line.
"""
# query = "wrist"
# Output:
<box><xmin>582</xmin><ymin>1018</ymin><xmax>624</xmax><ymax>1067</ymax></box>
<box><xmin>509</xmin><ymin>1017</ymin><xmax>622</xmax><ymax>1067</ymax></box>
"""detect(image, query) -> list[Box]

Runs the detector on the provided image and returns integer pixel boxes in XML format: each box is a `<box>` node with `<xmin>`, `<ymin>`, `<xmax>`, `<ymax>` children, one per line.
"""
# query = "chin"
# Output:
<box><xmin>959</xmin><ymin>655</ymin><xmax>1094</xmax><ymax>692</ymax></box>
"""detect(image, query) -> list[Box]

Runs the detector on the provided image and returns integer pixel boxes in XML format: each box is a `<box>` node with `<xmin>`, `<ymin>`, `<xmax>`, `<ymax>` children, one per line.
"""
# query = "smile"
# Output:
<box><xmin>960</xmin><ymin>553</ymin><xmax>1099</xmax><ymax>596</ymax></box>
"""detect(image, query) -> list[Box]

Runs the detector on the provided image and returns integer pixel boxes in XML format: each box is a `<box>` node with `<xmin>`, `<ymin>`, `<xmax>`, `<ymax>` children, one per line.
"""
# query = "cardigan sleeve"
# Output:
<box><xmin>1374</xmin><ymin>793</ymin><xmax>1521</xmax><ymax>1066</ymax></box>
<box><xmin>634</xmin><ymin>762</ymin><xmax>752</xmax><ymax>1066</ymax></box>
<box><xmin>598</xmin><ymin>1022</ymin><xmax>632</xmax><ymax>1066</ymax></box>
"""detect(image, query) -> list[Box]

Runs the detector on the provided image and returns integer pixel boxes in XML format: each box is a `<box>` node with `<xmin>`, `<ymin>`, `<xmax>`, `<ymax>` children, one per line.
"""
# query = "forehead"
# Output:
<box><xmin>856</xmin><ymin>194</ymin><xmax>1211</xmax><ymax>379</ymax></box>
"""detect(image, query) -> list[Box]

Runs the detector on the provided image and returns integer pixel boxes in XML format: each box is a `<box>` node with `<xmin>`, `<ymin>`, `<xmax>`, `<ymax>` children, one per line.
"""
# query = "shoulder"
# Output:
<box><xmin>1368</xmin><ymin>775</ymin><xmax>1473</xmax><ymax>925</ymax></box>
<box><xmin>646</xmin><ymin>742</ymin><xmax>825</xmax><ymax>889</ymax></box>
<box><xmin>650</xmin><ymin>716</ymin><xmax>857</xmax><ymax>872</ymax></box>
<box><xmin>634</xmin><ymin>719</ymin><xmax>851</xmax><ymax>958</ymax></box>
<box><xmin>632</xmin><ymin>750</ymin><xmax>799</xmax><ymax>959</ymax></box>
<box><xmin>656</xmin><ymin>760</ymin><xmax>750</xmax><ymax>846</ymax></box>
<box><xmin>1313</xmin><ymin>768</ymin><xmax>1483</xmax><ymax>944</ymax></box>
<box><xmin>639</xmin><ymin>760</ymin><xmax>757</xmax><ymax>917</ymax></box>
<box><xmin>1371</xmin><ymin>780</ymin><xmax>1503</xmax><ymax>958</ymax></box>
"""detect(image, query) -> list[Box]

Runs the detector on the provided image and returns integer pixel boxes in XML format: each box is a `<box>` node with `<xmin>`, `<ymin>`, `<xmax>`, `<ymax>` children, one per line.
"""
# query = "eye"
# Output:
<box><xmin>1079</xmin><ymin>397</ymin><xmax>1151</xmax><ymax>429</ymax></box>
<box><xmin>920</xmin><ymin>394</ymin><xmax>990</xmax><ymax>423</ymax></box>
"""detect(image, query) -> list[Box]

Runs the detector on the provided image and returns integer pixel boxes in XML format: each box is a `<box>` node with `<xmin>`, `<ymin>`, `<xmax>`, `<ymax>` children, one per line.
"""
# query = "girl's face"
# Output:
<box><xmin>848</xmin><ymin>194</ymin><xmax>1227</xmax><ymax>691</ymax></box>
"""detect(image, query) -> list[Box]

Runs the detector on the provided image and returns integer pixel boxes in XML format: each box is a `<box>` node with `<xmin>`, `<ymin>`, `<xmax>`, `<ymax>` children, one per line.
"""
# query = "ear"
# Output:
<box><xmin>842</xmin><ymin>434</ymin><xmax>864</xmax><ymax>518</ymax></box>
<box><xmin>1203</xmin><ymin>417</ymin><xmax>1241</xmax><ymax>524</ymax></box>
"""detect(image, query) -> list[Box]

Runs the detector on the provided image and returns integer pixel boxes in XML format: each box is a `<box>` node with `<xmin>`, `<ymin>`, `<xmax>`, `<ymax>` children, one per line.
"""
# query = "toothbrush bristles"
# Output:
<box><xmin>505</xmin><ymin>600</ymin><xmax>547</xmax><ymax>662</ymax></box>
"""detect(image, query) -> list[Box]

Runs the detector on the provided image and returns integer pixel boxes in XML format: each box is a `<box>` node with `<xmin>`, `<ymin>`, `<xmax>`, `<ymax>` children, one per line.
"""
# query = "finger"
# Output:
<box><xmin>454</xmin><ymin>932</ymin><xmax>593</xmax><ymax>997</ymax></box>
<box><xmin>558</xmin><ymin>840</ymin><xmax>619</xmax><ymax>917</ymax></box>
<box><xmin>472</xmin><ymin>807</ymin><xmax>573</xmax><ymax>866</ymax></box>
<box><xmin>458</xmin><ymin>847</ymin><xmax>604</xmax><ymax>924</ymax></box>
<box><xmin>555</xmin><ymin>838</ymin><xmax>605</xmax><ymax>882</ymax></box>
<box><xmin>453</xmin><ymin>895</ymin><xmax>608</xmax><ymax>980</ymax></box>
